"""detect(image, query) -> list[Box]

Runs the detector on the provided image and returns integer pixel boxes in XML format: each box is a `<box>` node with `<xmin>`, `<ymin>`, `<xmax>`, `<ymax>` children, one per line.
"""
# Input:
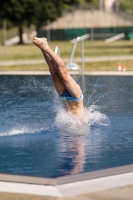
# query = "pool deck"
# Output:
<box><xmin>0</xmin><ymin>185</ymin><xmax>133</xmax><ymax>200</ymax></box>
<box><xmin>0</xmin><ymin>165</ymin><xmax>133</xmax><ymax>200</ymax></box>
<box><xmin>0</xmin><ymin>70</ymin><xmax>133</xmax><ymax>76</ymax></box>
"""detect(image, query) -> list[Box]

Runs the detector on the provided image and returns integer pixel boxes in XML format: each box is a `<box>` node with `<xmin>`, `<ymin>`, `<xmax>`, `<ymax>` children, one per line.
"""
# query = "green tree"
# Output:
<box><xmin>84</xmin><ymin>0</ymin><xmax>98</xmax><ymax>3</ymax></box>
<box><xmin>119</xmin><ymin>0</ymin><xmax>133</xmax><ymax>15</ymax></box>
<box><xmin>0</xmin><ymin>0</ymin><xmax>98</xmax><ymax>44</ymax></box>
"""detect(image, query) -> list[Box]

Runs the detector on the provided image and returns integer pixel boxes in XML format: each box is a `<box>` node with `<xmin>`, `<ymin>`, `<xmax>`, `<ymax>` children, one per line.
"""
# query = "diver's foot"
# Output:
<box><xmin>32</xmin><ymin>37</ymin><xmax>49</xmax><ymax>50</ymax></box>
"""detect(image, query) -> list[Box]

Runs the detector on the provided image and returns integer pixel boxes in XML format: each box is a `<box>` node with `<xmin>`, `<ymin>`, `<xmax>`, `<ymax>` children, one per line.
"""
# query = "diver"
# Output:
<box><xmin>33</xmin><ymin>37</ymin><xmax>85</xmax><ymax>117</ymax></box>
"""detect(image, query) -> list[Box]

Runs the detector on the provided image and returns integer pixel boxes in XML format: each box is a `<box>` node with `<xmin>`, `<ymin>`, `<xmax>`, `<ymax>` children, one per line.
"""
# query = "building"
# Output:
<box><xmin>45</xmin><ymin>9</ymin><xmax>133</xmax><ymax>29</ymax></box>
<box><xmin>104</xmin><ymin>0</ymin><xmax>116</xmax><ymax>12</ymax></box>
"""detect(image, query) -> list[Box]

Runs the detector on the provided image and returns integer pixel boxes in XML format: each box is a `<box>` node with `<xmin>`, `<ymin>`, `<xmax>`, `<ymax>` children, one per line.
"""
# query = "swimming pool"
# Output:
<box><xmin>0</xmin><ymin>75</ymin><xmax>133</xmax><ymax>178</ymax></box>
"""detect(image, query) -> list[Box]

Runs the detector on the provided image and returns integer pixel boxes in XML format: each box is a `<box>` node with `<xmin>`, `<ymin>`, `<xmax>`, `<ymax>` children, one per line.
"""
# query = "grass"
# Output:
<box><xmin>1</xmin><ymin>40</ymin><xmax>133</xmax><ymax>60</ymax></box>
<box><xmin>0</xmin><ymin>27</ymin><xmax>18</xmax><ymax>45</ymax></box>
<box><xmin>0</xmin><ymin>60</ymin><xmax>133</xmax><ymax>72</ymax></box>
<box><xmin>0</xmin><ymin>64</ymin><xmax>48</xmax><ymax>71</ymax></box>
<box><xmin>84</xmin><ymin>60</ymin><xmax>133</xmax><ymax>71</ymax></box>
<box><xmin>0</xmin><ymin>40</ymin><xmax>133</xmax><ymax>71</ymax></box>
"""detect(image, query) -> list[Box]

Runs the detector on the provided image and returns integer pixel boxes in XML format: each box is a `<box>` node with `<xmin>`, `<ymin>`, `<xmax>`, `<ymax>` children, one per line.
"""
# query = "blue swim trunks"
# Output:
<box><xmin>60</xmin><ymin>90</ymin><xmax>83</xmax><ymax>102</ymax></box>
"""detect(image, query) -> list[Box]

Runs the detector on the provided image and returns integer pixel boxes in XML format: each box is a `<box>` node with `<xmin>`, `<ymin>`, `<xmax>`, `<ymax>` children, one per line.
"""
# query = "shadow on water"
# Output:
<box><xmin>0</xmin><ymin>75</ymin><xmax>133</xmax><ymax>177</ymax></box>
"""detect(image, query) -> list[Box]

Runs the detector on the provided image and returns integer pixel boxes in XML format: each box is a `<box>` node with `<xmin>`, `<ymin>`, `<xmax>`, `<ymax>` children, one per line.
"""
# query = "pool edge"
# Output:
<box><xmin>0</xmin><ymin>164</ymin><xmax>133</xmax><ymax>197</ymax></box>
<box><xmin>0</xmin><ymin>71</ymin><xmax>133</xmax><ymax>76</ymax></box>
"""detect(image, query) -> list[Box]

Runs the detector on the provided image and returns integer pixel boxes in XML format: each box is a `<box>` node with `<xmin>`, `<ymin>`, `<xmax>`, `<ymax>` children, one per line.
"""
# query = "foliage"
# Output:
<box><xmin>119</xmin><ymin>0</ymin><xmax>133</xmax><ymax>15</ymax></box>
<box><xmin>0</xmin><ymin>0</ymin><xmax>81</xmax><ymax>43</ymax></box>
<box><xmin>0</xmin><ymin>0</ymin><xmax>99</xmax><ymax>27</ymax></box>
<box><xmin>0</xmin><ymin>0</ymin><xmax>64</xmax><ymax>28</ymax></box>
<box><xmin>84</xmin><ymin>0</ymin><xmax>98</xmax><ymax>3</ymax></box>
<box><xmin>0</xmin><ymin>0</ymin><xmax>98</xmax><ymax>44</ymax></box>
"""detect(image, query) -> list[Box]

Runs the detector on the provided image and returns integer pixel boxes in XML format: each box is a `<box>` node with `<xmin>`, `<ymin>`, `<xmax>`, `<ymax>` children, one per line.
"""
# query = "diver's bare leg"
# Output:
<box><xmin>42</xmin><ymin>51</ymin><xmax>65</xmax><ymax>95</ymax></box>
<box><xmin>33</xmin><ymin>37</ymin><xmax>81</xmax><ymax>98</ymax></box>
<box><xmin>33</xmin><ymin>38</ymin><xmax>65</xmax><ymax>95</ymax></box>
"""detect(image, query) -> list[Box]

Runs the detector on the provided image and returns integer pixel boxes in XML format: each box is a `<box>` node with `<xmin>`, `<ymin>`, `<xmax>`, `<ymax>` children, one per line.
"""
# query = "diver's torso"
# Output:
<box><xmin>63</xmin><ymin>100</ymin><xmax>85</xmax><ymax>115</ymax></box>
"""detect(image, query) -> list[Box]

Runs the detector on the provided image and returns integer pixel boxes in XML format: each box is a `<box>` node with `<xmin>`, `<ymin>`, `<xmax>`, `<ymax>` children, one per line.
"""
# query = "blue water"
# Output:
<box><xmin>0</xmin><ymin>75</ymin><xmax>133</xmax><ymax>178</ymax></box>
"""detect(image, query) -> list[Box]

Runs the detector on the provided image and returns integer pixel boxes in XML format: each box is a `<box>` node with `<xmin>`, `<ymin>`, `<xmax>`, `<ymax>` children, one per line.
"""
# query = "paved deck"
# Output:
<box><xmin>0</xmin><ymin>184</ymin><xmax>133</xmax><ymax>200</ymax></box>
<box><xmin>0</xmin><ymin>166</ymin><xmax>133</xmax><ymax>200</ymax></box>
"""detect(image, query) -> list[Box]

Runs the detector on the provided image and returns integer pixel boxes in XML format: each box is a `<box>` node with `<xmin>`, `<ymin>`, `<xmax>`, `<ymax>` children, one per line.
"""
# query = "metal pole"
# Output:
<box><xmin>81</xmin><ymin>39</ymin><xmax>85</xmax><ymax>89</ymax></box>
<box><xmin>47</xmin><ymin>20</ymin><xmax>50</xmax><ymax>42</ymax></box>
<box><xmin>99</xmin><ymin>0</ymin><xmax>104</xmax><ymax>10</ymax></box>
<box><xmin>55</xmin><ymin>46</ymin><xmax>60</xmax><ymax>56</ymax></box>
<box><xmin>69</xmin><ymin>41</ymin><xmax>77</xmax><ymax>63</ymax></box>
<box><xmin>115</xmin><ymin>0</ymin><xmax>119</xmax><ymax>12</ymax></box>
<box><xmin>90</xmin><ymin>26</ymin><xmax>94</xmax><ymax>55</ymax></box>
<box><xmin>3</xmin><ymin>21</ymin><xmax>7</xmax><ymax>58</ymax></box>
<box><xmin>81</xmin><ymin>39</ymin><xmax>84</xmax><ymax>74</ymax></box>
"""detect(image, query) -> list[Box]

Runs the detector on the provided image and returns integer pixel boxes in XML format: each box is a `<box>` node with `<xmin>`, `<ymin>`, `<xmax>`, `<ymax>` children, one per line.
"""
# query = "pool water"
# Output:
<box><xmin>0</xmin><ymin>75</ymin><xmax>133</xmax><ymax>178</ymax></box>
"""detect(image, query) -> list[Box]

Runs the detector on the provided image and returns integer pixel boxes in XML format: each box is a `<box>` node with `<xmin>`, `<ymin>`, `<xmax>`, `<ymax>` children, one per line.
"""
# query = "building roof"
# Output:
<box><xmin>44</xmin><ymin>9</ymin><xmax>133</xmax><ymax>29</ymax></box>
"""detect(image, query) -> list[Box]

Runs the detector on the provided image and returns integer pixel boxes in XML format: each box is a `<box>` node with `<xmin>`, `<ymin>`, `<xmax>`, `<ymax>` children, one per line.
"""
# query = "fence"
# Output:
<box><xmin>37</xmin><ymin>26</ymin><xmax>133</xmax><ymax>41</ymax></box>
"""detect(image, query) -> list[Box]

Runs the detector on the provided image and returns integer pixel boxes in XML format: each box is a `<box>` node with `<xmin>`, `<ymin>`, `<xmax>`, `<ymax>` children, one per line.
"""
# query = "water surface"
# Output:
<box><xmin>0</xmin><ymin>75</ymin><xmax>133</xmax><ymax>177</ymax></box>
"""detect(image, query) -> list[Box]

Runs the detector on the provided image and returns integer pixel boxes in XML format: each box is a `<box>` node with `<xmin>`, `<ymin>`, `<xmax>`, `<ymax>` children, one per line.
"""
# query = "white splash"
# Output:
<box><xmin>55</xmin><ymin>105</ymin><xmax>109</xmax><ymax>132</ymax></box>
<box><xmin>85</xmin><ymin>105</ymin><xmax>110</xmax><ymax>126</ymax></box>
<box><xmin>55</xmin><ymin>110</ymin><xmax>89</xmax><ymax>134</ymax></box>
<box><xmin>0</xmin><ymin>127</ymin><xmax>33</xmax><ymax>137</ymax></box>
<box><xmin>0</xmin><ymin>126</ymin><xmax>50</xmax><ymax>137</ymax></box>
